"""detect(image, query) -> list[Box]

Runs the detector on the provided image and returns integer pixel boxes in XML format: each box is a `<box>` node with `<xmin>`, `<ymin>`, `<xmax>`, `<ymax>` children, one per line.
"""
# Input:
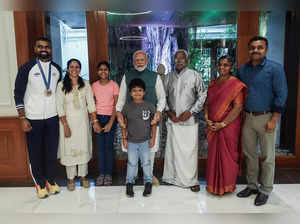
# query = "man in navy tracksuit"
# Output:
<box><xmin>14</xmin><ymin>37</ymin><xmax>62</xmax><ymax>198</ymax></box>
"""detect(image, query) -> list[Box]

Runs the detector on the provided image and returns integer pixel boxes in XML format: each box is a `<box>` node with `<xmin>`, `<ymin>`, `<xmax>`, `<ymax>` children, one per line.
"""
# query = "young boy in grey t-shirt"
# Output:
<box><xmin>120</xmin><ymin>78</ymin><xmax>157</xmax><ymax>197</ymax></box>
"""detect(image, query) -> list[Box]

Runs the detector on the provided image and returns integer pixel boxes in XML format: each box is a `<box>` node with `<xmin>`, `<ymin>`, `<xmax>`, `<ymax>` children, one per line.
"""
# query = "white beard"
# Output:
<box><xmin>134</xmin><ymin>65</ymin><xmax>147</xmax><ymax>72</ymax></box>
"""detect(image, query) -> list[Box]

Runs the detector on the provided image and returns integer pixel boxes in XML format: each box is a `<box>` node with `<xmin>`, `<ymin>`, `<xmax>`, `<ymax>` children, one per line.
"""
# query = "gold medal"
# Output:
<box><xmin>45</xmin><ymin>89</ymin><xmax>52</xmax><ymax>96</ymax></box>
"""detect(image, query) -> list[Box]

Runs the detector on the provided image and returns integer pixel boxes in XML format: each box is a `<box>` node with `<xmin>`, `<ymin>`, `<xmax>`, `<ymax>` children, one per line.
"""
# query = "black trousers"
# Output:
<box><xmin>26</xmin><ymin>116</ymin><xmax>59</xmax><ymax>187</ymax></box>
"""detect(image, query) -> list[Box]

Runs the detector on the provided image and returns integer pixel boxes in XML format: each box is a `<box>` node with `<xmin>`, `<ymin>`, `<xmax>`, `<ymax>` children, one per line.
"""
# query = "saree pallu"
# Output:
<box><xmin>206</xmin><ymin>78</ymin><xmax>247</xmax><ymax>195</ymax></box>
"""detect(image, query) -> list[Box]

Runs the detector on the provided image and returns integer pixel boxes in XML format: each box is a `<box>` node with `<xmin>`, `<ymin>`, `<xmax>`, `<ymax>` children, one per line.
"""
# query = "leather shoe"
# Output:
<box><xmin>143</xmin><ymin>182</ymin><xmax>152</xmax><ymax>197</ymax></box>
<box><xmin>237</xmin><ymin>187</ymin><xmax>258</xmax><ymax>198</ymax></box>
<box><xmin>254</xmin><ymin>192</ymin><xmax>269</xmax><ymax>206</ymax></box>
<box><xmin>126</xmin><ymin>183</ymin><xmax>134</xmax><ymax>198</ymax></box>
<box><xmin>190</xmin><ymin>185</ymin><xmax>200</xmax><ymax>192</ymax></box>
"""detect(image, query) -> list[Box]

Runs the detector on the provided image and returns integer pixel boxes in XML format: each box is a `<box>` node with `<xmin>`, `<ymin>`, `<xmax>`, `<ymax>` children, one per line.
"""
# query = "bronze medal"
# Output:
<box><xmin>45</xmin><ymin>89</ymin><xmax>52</xmax><ymax>96</ymax></box>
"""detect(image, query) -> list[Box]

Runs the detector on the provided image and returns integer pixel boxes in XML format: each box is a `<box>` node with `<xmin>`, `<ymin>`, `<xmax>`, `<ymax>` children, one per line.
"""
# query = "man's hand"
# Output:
<box><xmin>178</xmin><ymin>111</ymin><xmax>192</xmax><ymax>122</ymax></box>
<box><xmin>152</xmin><ymin>111</ymin><xmax>161</xmax><ymax>123</ymax></box>
<box><xmin>63</xmin><ymin>124</ymin><xmax>71</xmax><ymax>137</ymax></box>
<box><xmin>123</xmin><ymin>138</ymin><xmax>128</xmax><ymax>149</ymax></box>
<box><xmin>21</xmin><ymin>119</ymin><xmax>32</xmax><ymax>132</ymax></box>
<box><xmin>149</xmin><ymin>137</ymin><xmax>155</xmax><ymax>148</ymax></box>
<box><xmin>116</xmin><ymin>111</ymin><xmax>126</xmax><ymax>128</ymax></box>
<box><xmin>265</xmin><ymin>119</ymin><xmax>277</xmax><ymax>132</ymax></box>
<box><xmin>151</xmin><ymin>119</ymin><xmax>158</xmax><ymax>126</ymax></box>
<box><xmin>167</xmin><ymin>110</ymin><xmax>179</xmax><ymax>123</ymax></box>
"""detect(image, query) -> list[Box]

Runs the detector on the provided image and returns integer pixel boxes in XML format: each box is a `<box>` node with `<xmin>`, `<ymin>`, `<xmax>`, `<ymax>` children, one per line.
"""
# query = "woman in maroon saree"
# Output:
<box><xmin>205</xmin><ymin>55</ymin><xmax>247</xmax><ymax>195</ymax></box>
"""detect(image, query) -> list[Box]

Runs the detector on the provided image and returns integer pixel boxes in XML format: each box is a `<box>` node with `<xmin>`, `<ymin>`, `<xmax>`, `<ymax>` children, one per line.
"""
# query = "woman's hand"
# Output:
<box><xmin>93</xmin><ymin>122</ymin><xmax>102</xmax><ymax>133</ymax></box>
<box><xmin>63</xmin><ymin>123</ymin><xmax>72</xmax><ymax>137</ymax></box>
<box><xmin>205</xmin><ymin>119</ymin><xmax>214</xmax><ymax>128</ymax></box>
<box><xmin>103</xmin><ymin>123</ymin><xmax>112</xmax><ymax>133</ymax></box>
<box><xmin>210</xmin><ymin>122</ymin><xmax>226</xmax><ymax>132</ymax></box>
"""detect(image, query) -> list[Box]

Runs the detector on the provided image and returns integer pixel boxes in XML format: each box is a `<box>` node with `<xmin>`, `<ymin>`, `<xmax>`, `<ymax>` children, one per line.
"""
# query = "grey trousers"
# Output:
<box><xmin>242</xmin><ymin>112</ymin><xmax>276</xmax><ymax>195</ymax></box>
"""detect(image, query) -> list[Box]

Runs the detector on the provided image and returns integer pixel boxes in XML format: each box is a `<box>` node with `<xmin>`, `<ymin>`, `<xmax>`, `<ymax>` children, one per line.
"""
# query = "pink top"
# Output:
<box><xmin>92</xmin><ymin>80</ymin><xmax>120</xmax><ymax>115</ymax></box>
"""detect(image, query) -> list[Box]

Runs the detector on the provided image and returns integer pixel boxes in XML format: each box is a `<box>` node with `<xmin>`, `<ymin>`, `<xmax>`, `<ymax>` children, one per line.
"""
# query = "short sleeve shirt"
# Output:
<box><xmin>92</xmin><ymin>80</ymin><xmax>119</xmax><ymax>115</ymax></box>
<box><xmin>122</xmin><ymin>101</ymin><xmax>156</xmax><ymax>143</ymax></box>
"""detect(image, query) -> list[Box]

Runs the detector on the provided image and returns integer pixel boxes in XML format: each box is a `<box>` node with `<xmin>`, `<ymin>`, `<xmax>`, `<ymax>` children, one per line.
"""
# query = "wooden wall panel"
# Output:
<box><xmin>282</xmin><ymin>11</ymin><xmax>300</xmax><ymax>157</ymax></box>
<box><xmin>0</xmin><ymin>118</ymin><xmax>31</xmax><ymax>182</ymax></box>
<box><xmin>237</xmin><ymin>11</ymin><xmax>259</xmax><ymax>67</ymax></box>
<box><xmin>13</xmin><ymin>11</ymin><xmax>45</xmax><ymax>67</ymax></box>
<box><xmin>86</xmin><ymin>11</ymin><xmax>109</xmax><ymax>84</ymax></box>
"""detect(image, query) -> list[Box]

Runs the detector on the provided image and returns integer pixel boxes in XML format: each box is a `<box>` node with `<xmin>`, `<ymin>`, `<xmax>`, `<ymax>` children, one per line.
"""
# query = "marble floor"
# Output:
<box><xmin>1</xmin><ymin>184</ymin><xmax>300</xmax><ymax>224</ymax></box>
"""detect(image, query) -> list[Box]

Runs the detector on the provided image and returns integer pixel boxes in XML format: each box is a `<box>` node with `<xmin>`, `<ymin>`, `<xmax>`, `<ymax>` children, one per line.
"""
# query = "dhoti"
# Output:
<box><xmin>162</xmin><ymin>121</ymin><xmax>199</xmax><ymax>187</ymax></box>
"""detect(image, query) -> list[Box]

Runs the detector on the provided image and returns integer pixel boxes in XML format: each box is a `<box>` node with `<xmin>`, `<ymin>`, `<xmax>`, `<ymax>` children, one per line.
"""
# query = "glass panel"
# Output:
<box><xmin>107</xmin><ymin>11</ymin><xmax>238</xmax><ymax>159</ymax></box>
<box><xmin>45</xmin><ymin>12</ymin><xmax>89</xmax><ymax>80</ymax></box>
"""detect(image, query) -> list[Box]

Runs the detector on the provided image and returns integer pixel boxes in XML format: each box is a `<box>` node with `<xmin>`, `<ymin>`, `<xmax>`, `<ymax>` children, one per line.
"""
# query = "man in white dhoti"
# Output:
<box><xmin>162</xmin><ymin>49</ymin><xmax>207</xmax><ymax>192</ymax></box>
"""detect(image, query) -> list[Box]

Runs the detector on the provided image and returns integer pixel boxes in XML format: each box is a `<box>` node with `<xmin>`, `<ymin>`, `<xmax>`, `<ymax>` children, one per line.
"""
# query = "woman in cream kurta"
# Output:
<box><xmin>56</xmin><ymin>59</ymin><xmax>101</xmax><ymax>191</ymax></box>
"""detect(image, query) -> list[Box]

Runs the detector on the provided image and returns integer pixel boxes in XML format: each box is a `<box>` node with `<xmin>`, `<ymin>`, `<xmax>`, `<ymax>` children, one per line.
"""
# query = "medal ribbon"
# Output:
<box><xmin>37</xmin><ymin>58</ymin><xmax>52</xmax><ymax>90</ymax></box>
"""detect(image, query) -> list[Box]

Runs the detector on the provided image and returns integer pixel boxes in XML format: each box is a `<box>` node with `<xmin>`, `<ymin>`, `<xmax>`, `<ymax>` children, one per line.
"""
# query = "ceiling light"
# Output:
<box><xmin>120</xmin><ymin>36</ymin><xmax>147</xmax><ymax>41</ymax></box>
<box><xmin>107</xmin><ymin>11</ymin><xmax>152</xmax><ymax>16</ymax></box>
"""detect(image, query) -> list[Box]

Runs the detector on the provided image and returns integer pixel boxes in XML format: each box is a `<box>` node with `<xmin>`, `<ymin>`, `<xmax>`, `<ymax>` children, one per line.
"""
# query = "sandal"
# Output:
<box><xmin>190</xmin><ymin>185</ymin><xmax>200</xmax><ymax>192</ymax></box>
<box><xmin>67</xmin><ymin>179</ymin><xmax>75</xmax><ymax>191</ymax></box>
<box><xmin>80</xmin><ymin>177</ymin><xmax>90</xmax><ymax>188</ymax></box>
<box><xmin>152</xmin><ymin>176</ymin><xmax>160</xmax><ymax>185</ymax></box>
<box><xmin>104</xmin><ymin>175</ymin><xmax>112</xmax><ymax>186</ymax></box>
<box><xmin>95</xmin><ymin>174</ymin><xmax>104</xmax><ymax>186</ymax></box>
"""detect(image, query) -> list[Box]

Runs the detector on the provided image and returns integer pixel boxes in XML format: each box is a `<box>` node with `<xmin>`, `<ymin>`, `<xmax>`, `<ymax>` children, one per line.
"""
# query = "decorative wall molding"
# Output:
<box><xmin>0</xmin><ymin>11</ymin><xmax>18</xmax><ymax>117</ymax></box>
<box><xmin>0</xmin><ymin>117</ymin><xmax>31</xmax><ymax>182</ymax></box>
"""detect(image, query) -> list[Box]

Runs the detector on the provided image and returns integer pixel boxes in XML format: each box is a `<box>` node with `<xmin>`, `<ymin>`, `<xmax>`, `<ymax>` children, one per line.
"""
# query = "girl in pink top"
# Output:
<box><xmin>92</xmin><ymin>61</ymin><xmax>119</xmax><ymax>186</ymax></box>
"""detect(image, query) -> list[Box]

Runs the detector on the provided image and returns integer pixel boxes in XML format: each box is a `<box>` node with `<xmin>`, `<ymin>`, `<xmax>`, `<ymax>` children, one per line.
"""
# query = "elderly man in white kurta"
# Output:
<box><xmin>162</xmin><ymin>49</ymin><xmax>206</xmax><ymax>192</ymax></box>
<box><xmin>116</xmin><ymin>50</ymin><xmax>166</xmax><ymax>184</ymax></box>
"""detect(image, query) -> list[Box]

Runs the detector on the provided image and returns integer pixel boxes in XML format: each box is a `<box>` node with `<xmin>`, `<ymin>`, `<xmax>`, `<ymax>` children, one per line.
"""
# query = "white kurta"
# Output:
<box><xmin>162</xmin><ymin>67</ymin><xmax>207</xmax><ymax>187</ymax></box>
<box><xmin>56</xmin><ymin>80</ymin><xmax>96</xmax><ymax>166</ymax></box>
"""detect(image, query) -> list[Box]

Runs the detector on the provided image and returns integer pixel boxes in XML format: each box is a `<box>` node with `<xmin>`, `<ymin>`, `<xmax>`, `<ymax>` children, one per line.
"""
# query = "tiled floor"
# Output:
<box><xmin>1</xmin><ymin>168</ymin><xmax>300</xmax><ymax>224</ymax></box>
<box><xmin>1</xmin><ymin>184</ymin><xmax>300</xmax><ymax>224</ymax></box>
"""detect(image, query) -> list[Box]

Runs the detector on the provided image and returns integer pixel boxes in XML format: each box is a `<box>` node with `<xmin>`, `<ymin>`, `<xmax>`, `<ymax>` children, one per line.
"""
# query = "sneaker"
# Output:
<box><xmin>80</xmin><ymin>177</ymin><xmax>90</xmax><ymax>188</ymax></box>
<box><xmin>67</xmin><ymin>179</ymin><xmax>75</xmax><ymax>191</ymax></box>
<box><xmin>143</xmin><ymin>182</ymin><xmax>152</xmax><ymax>197</ymax></box>
<box><xmin>36</xmin><ymin>184</ymin><xmax>48</xmax><ymax>199</ymax></box>
<box><xmin>46</xmin><ymin>181</ymin><xmax>60</xmax><ymax>194</ymax></box>
<box><xmin>126</xmin><ymin>183</ymin><xmax>134</xmax><ymax>197</ymax></box>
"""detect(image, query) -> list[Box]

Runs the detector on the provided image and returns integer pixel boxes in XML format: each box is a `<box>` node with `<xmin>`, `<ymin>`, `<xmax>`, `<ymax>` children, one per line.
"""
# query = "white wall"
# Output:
<box><xmin>0</xmin><ymin>11</ymin><xmax>18</xmax><ymax>116</ymax></box>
